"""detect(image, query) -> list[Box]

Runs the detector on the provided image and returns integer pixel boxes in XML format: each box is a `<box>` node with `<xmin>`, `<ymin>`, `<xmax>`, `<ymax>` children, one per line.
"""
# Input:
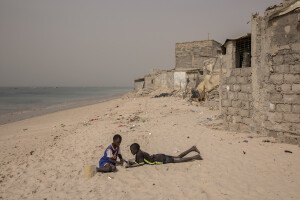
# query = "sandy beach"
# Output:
<box><xmin>0</xmin><ymin>95</ymin><xmax>299</xmax><ymax>200</ymax></box>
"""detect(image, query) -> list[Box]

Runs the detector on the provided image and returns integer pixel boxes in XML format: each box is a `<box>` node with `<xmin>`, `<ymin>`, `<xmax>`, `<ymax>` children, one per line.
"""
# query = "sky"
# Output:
<box><xmin>0</xmin><ymin>0</ymin><xmax>282</xmax><ymax>87</ymax></box>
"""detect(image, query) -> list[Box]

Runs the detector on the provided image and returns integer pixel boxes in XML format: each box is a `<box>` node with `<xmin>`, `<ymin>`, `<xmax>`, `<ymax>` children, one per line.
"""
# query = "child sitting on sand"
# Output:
<box><xmin>126</xmin><ymin>143</ymin><xmax>202</xmax><ymax>168</ymax></box>
<box><xmin>97</xmin><ymin>134</ymin><xmax>124</xmax><ymax>172</ymax></box>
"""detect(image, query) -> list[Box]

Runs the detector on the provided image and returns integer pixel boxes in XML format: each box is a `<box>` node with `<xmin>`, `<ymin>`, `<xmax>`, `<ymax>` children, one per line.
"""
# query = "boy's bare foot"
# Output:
<box><xmin>195</xmin><ymin>154</ymin><xmax>203</xmax><ymax>160</ymax></box>
<box><xmin>192</xmin><ymin>145</ymin><xmax>201</xmax><ymax>154</ymax></box>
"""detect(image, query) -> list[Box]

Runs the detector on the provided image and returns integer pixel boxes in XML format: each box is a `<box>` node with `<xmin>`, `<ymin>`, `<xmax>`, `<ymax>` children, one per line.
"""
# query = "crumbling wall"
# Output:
<box><xmin>175</xmin><ymin>40</ymin><xmax>222</xmax><ymax>70</ymax></box>
<box><xmin>134</xmin><ymin>81</ymin><xmax>144</xmax><ymax>90</ymax></box>
<box><xmin>221</xmin><ymin>67</ymin><xmax>253</xmax><ymax>132</ymax></box>
<box><xmin>220</xmin><ymin>1</ymin><xmax>300</xmax><ymax>144</ymax></box>
<box><xmin>260</xmin><ymin>10</ymin><xmax>300</xmax><ymax>143</ymax></box>
<box><xmin>154</xmin><ymin>71</ymin><xmax>174</xmax><ymax>89</ymax></box>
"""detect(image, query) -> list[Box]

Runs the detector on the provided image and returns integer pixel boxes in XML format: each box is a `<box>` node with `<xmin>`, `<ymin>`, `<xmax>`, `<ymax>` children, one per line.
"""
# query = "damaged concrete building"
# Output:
<box><xmin>220</xmin><ymin>0</ymin><xmax>300</xmax><ymax>144</ymax></box>
<box><xmin>134</xmin><ymin>40</ymin><xmax>222</xmax><ymax>91</ymax></box>
<box><xmin>132</xmin><ymin>0</ymin><xmax>299</xmax><ymax>144</ymax></box>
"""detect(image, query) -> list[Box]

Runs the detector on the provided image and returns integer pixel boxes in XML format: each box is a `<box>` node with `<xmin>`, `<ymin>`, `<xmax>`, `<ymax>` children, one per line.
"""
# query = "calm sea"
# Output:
<box><xmin>0</xmin><ymin>87</ymin><xmax>131</xmax><ymax>125</ymax></box>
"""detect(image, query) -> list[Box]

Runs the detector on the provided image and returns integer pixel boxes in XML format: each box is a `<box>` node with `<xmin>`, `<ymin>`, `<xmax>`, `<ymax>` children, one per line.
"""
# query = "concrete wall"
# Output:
<box><xmin>144</xmin><ymin>71</ymin><xmax>174</xmax><ymax>90</ymax></box>
<box><xmin>253</xmin><ymin>8</ymin><xmax>300</xmax><ymax>143</ymax></box>
<box><xmin>221</xmin><ymin>1</ymin><xmax>300</xmax><ymax>144</ymax></box>
<box><xmin>134</xmin><ymin>81</ymin><xmax>144</xmax><ymax>90</ymax></box>
<box><xmin>221</xmin><ymin>68</ymin><xmax>253</xmax><ymax>132</ymax></box>
<box><xmin>174</xmin><ymin>72</ymin><xmax>186</xmax><ymax>90</ymax></box>
<box><xmin>175</xmin><ymin>40</ymin><xmax>222</xmax><ymax>70</ymax></box>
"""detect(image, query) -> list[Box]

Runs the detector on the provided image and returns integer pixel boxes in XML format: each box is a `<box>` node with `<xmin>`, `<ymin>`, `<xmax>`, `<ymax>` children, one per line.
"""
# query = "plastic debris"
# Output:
<box><xmin>243</xmin><ymin>140</ymin><xmax>248</xmax><ymax>143</ymax></box>
<box><xmin>30</xmin><ymin>151</ymin><xmax>34</xmax><ymax>155</ymax></box>
<box><xmin>23</xmin><ymin>128</ymin><xmax>28</xmax><ymax>131</ymax></box>
<box><xmin>191</xmin><ymin>109</ymin><xmax>197</xmax><ymax>112</ymax></box>
<box><xmin>73</xmin><ymin>131</ymin><xmax>77</xmax><ymax>134</ymax></box>
<box><xmin>149</xmin><ymin>133</ymin><xmax>152</xmax><ymax>135</ymax></box>
<box><xmin>207</xmin><ymin>118</ymin><xmax>212</xmax><ymax>121</ymax></box>
<box><xmin>118</xmin><ymin>125</ymin><xmax>123</xmax><ymax>127</ymax></box>
<box><xmin>90</xmin><ymin>118</ymin><xmax>98</xmax><ymax>121</ymax></box>
<box><xmin>60</xmin><ymin>124</ymin><xmax>65</xmax><ymax>127</ymax></box>
<box><xmin>262</xmin><ymin>140</ymin><xmax>270</xmax><ymax>143</ymax></box>
<box><xmin>142</xmin><ymin>120</ymin><xmax>146</xmax><ymax>123</ymax></box>
<box><xmin>284</xmin><ymin>150</ymin><xmax>292</xmax><ymax>153</ymax></box>
<box><xmin>99</xmin><ymin>145</ymin><xmax>103</xmax><ymax>149</ymax></box>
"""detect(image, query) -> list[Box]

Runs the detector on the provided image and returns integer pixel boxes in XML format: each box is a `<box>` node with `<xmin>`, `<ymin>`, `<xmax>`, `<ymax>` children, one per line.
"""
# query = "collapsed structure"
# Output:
<box><xmin>133</xmin><ymin>0</ymin><xmax>300</xmax><ymax>144</ymax></box>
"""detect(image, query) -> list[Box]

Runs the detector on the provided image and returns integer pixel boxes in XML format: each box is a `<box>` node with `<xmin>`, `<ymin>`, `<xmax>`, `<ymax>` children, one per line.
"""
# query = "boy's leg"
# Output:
<box><xmin>173</xmin><ymin>154</ymin><xmax>202</xmax><ymax>163</ymax></box>
<box><xmin>176</xmin><ymin>146</ymin><xmax>201</xmax><ymax>158</ymax></box>
<box><xmin>96</xmin><ymin>165</ymin><xmax>116</xmax><ymax>173</ymax></box>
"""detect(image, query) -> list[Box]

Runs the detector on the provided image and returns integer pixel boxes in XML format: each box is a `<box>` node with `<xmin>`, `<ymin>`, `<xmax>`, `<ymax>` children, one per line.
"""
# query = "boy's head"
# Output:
<box><xmin>113</xmin><ymin>134</ymin><xmax>122</xmax><ymax>147</ymax></box>
<box><xmin>130</xmin><ymin>143</ymin><xmax>140</xmax><ymax>155</ymax></box>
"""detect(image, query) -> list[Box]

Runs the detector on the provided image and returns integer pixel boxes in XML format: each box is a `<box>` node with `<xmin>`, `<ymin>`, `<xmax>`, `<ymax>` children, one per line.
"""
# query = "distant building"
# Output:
<box><xmin>175</xmin><ymin>40</ymin><xmax>222</xmax><ymax>71</ymax></box>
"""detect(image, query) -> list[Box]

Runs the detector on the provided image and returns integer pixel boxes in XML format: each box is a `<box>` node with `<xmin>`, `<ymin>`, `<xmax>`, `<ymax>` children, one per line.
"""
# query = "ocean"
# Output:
<box><xmin>0</xmin><ymin>87</ymin><xmax>131</xmax><ymax>125</ymax></box>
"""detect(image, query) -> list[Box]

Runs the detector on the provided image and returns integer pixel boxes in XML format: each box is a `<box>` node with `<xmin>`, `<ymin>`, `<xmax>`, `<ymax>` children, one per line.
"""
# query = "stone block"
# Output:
<box><xmin>270</xmin><ymin>74</ymin><xmax>283</xmax><ymax>84</ymax></box>
<box><xmin>269</xmin><ymin>93</ymin><xmax>283</xmax><ymax>103</ymax></box>
<box><xmin>242</xmin><ymin>117</ymin><xmax>252</xmax><ymax>125</ymax></box>
<box><xmin>228</xmin><ymin>107</ymin><xmax>239</xmax><ymax>115</ymax></box>
<box><xmin>284</xmin><ymin>74</ymin><xmax>300</xmax><ymax>84</ymax></box>
<box><xmin>274</xmin><ymin>65</ymin><xmax>290</xmax><ymax>73</ymax></box>
<box><xmin>292</xmin><ymin>105</ymin><xmax>300</xmax><ymax>113</ymax></box>
<box><xmin>283</xmin><ymin>113</ymin><xmax>300</xmax><ymax>123</ymax></box>
<box><xmin>237</xmin><ymin>76</ymin><xmax>248</xmax><ymax>84</ymax></box>
<box><xmin>232</xmin><ymin>100</ymin><xmax>241</xmax><ymax>108</ymax></box>
<box><xmin>231</xmin><ymin>69</ymin><xmax>241</xmax><ymax>76</ymax></box>
<box><xmin>237</xmin><ymin>92</ymin><xmax>248</xmax><ymax>101</ymax></box>
<box><xmin>240</xmin><ymin>68</ymin><xmax>252</xmax><ymax>76</ymax></box>
<box><xmin>265</xmin><ymin>121</ymin><xmax>291</xmax><ymax>132</ymax></box>
<box><xmin>241</xmin><ymin>101</ymin><xmax>250</xmax><ymax>109</ymax></box>
<box><xmin>228</xmin><ymin>77</ymin><xmax>237</xmax><ymax>84</ymax></box>
<box><xmin>272</xmin><ymin>55</ymin><xmax>283</xmax><ymax>65</ymax></box>
<box><xmin>266</xmin><ymin>84</ymin><xmax>276</xmax><ymax>92</ymax></box>
<box><xmin>221</xmin><ymin>107</ymin><xmax>228</xmax><ymax>115</ymax></box>
<box><xmin>228</xmin><ymin>122</ymin><xmax>239</xmax><ymax>131</ymax></box>
<box><xmin>228</xmin><ymin>91</ymin><xmax>237</xmax><ymax>100</ymax></box>
<box><xmin>232</xmin><ymin>115</ymin><xmax>242</xmax><ymax>123</ymax></box>
<box><xmin>225</xmin><ymin>115</ymin><xmax>232</xmax><ymax>122</ymax></box>
<box><xmin>292</xmin><ymin>84</ymin><xmax>300</xmax><ymax>92</ymax></box>
<box><xmin>240</xmin><ymin>109</ymin><xmax>250</xmax><ymax>117</ymax></box>
<box><xmin>241</xmin><ymin>84</ymin><xmax>252</xmax><ymax>93</ymax></box>
<box><xmin>220</xmin><ymin>91</ymin><xmax>228</xmax><ymax>99</ymax></box>
<box><xmin>239</xmin><ymin>123</ymin><xmax>250</xmax><ymax>133</ymax></box>
<box><xmin>269</xmin><ymin>103</ymin><xmax>276</xmax><ymax>112</ymax></box>
<box><xmin>290</xmin><ymin>123</ymin><xmax>300</xmax><ymax>135</ymax></box>
<box><xmin>232</xmin><ymin>85</ymin><xmax>241</xmax><ymax>92</ymax></box>
<box><xmin>290</xmin><ymin>65</ymin><xmax>300</xmax><ymax>73</ymax></box>
<box><xmin>283</xmin><ymin>94</ymin><xmax>300</xmax><ymax>104</ymax></box>
<box><xmin>221</xmin><ymin>99</ymin><xmax>231</xmax><ymax>107</ymax></box>
<box><xmin>268</xmin><ymin>112</ymin><xmax>283</xmax><ymax>122</ymax></box>
<box><xmin>276</xmin><ymin>104</ymin><xmax>292</xmax><ymax>112</ymax></box>
<box><xmin>280</xmin><ymin>84</ymin><xmax>292</xmax><ymax>92</ymax></box>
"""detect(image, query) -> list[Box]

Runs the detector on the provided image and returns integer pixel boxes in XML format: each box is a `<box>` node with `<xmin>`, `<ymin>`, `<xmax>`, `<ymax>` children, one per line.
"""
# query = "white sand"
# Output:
<box><xmin>0</xmin><ymin>96</ymin><xmax>299</xmax><ymax>200</ymax></box>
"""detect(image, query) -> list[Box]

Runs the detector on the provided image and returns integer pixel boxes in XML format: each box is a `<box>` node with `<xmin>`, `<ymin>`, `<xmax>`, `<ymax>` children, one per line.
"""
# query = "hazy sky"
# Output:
<box><xmin>0</xmin><ymin>0</ymin><xmax>282</xmax><ymax>87</ymax></box>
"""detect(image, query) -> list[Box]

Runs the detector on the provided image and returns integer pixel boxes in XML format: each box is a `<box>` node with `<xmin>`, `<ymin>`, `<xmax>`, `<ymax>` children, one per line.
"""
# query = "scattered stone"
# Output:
<box><xmin>284</xmin><ymin>150</ymin><xmax>292</xmax><ymax>153</ymax></box>
<box><xmin>30</xmin><ymin>151</ymin><xmax>34</xmax><ymax>155</ymax></box>
<box><xmin>243</xmin><ymin>140</ymin><xmax>248</xmax><ymax>143</ymax></box>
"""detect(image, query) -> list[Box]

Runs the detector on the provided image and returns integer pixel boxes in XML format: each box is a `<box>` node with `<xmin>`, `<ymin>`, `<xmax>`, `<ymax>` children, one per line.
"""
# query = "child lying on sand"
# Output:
<box><xmin>126</xmin><ymin>143</ymin><xmax>202</xmax><ymax>168</ymax></box>
<box><xmin>96</xmin><ymin>134</ymin><xmax>124</xmax><ymax>173</ymax></box>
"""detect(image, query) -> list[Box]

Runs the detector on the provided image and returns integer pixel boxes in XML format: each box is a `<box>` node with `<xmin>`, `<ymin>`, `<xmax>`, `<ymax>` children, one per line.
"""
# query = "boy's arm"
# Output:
<box><xmin>108</xmin><ymin>158</ymin><xmax>123</xmax><ymax>165</ymax></box>
<box><xmin>118</xmin><ymin>154</ymin><xmax>124</xmax><ymax>162</ymax></box>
